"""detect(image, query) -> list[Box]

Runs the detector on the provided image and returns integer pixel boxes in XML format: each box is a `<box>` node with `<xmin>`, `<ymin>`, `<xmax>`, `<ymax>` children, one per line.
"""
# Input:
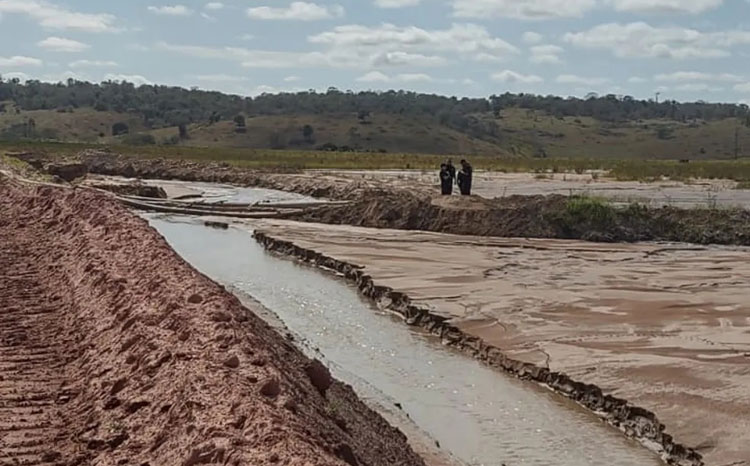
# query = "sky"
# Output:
<box><xmin>2</xmin><ymin>0</ymin><xmax>750</xmax><ymax>103</ymax></box>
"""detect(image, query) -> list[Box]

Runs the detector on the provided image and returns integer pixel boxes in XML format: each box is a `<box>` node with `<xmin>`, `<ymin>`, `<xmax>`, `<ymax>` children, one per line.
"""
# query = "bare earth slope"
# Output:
<box><xmin>0</xmin><ymin>176</ymin><xmax>425</xmax><ymax>466</ymax></box>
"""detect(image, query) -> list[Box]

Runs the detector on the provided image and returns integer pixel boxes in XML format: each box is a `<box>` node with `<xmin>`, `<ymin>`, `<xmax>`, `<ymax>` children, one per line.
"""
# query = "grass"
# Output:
<box><xmin>735</xmin><ymin>181</ymin><xmax>750</xmax><ymax>189</ymax></box>
<box><xmin>5</xmin><ymin>140</ymin><xmax>750</xmax><ymax>182</ymax></box>
<box><xmin>565</xmin><ymin>196</ymin><xmax>616</xmax><ymax>225</ymax></box>
<box><xmin>0</xmin><ymin>153</ymin><xmax>53</xmax><ymax>181</ymax></box>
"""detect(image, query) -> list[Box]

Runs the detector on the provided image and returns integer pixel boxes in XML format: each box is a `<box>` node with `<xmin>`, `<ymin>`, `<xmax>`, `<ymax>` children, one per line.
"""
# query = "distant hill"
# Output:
<box><xmin>2</xmin><ymin>77</ymin><xmax>750</xmax><ymax>158</ymax></box>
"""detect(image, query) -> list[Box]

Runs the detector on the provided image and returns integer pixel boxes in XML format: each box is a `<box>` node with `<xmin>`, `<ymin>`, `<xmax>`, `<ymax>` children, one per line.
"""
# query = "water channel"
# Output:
<box><xmin>143</xmin><ymin>183</ymin><xmax>663</xmax><ymax>466</ymax></box>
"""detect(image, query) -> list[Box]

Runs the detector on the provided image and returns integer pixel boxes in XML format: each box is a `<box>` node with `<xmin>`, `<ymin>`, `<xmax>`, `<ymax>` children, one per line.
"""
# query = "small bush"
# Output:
<box><xmin>565</xmin><ymin>196</ymin><xmax>616</xmax><ymax>226</ymax></box>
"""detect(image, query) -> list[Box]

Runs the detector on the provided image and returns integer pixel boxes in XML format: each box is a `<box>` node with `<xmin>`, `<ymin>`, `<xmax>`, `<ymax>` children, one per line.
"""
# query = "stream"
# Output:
<box><xmin>144</xmin><ymin>194</ymin><xmax>662</xmax><ymax>466</ymax></box>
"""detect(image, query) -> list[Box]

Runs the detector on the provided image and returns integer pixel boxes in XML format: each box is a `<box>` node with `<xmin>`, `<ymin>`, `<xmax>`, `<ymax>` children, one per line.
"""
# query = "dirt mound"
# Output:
<box><xmin>89</xmin><ymin>182</ymin><xmax>168</xmax><ymax>199</ymax></box>
<box><xmin>76</xmin><ymin>151</ymin><xmax>376</xmax><ymax>200</ymax></box>
<box><xmin>0</xmin><ymin>175</ymin><xmax>425</xmax><ymax>466</ymax></box>
<box><xmin>286</xmin><ymin>191</ymin><xmax>750</xmax><ymax>246</ymax></box>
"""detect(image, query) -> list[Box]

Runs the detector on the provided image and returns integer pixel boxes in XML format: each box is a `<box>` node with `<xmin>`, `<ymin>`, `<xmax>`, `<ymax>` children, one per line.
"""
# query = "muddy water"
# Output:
<box><xmin>147</xmin><ymin>214</ymin><xmax>661</xmax><ymax>466</ymax></box>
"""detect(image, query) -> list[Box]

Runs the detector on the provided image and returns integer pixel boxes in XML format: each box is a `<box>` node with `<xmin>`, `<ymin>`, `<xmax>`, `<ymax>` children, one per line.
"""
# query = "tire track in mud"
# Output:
<box><xmin>0</xmin><ymin>232</ymin><xmax>72</xmax><ymax>465</ymax></box>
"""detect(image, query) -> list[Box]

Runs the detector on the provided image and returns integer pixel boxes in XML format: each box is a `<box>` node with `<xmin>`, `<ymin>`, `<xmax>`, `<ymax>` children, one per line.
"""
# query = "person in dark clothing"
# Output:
<box><xmin>439</xmin><ymin>163</ymin><xmax>453</xmax><ymax>195</ymax></box>
<box><xmin>457</xmin><ymin>159</ymin><xmax>473</xmax><ymax>195</ymax></box>
<box><xmin>446</xmin><ymin>159</ymin><xmax>457</xmax><ymax>186</ymax></box>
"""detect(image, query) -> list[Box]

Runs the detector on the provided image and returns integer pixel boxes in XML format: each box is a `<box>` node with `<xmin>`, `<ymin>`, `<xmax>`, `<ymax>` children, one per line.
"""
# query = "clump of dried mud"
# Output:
<box><xmin>0</xmin><ymin>174</ymin><xmax>425</xmax><ymax>466</ymax></box>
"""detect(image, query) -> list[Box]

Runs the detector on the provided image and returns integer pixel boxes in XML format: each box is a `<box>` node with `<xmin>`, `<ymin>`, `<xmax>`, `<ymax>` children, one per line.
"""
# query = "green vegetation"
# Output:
<box><xmin>565</xmin><ymin>196</ymin><xmax>616</xmax><ymax>226</ymax></box>
<box><xmin>0</xmin><ymin>153</ymin><xmax>52</xmax><ymax>181</ymax></box>
<box><xmin>7</xmin><ymin>140</ymin><xmax>750</xmax><ymax>183</ymax></box>
<box><xmin>3</xmin><ymin>78</ymin><xmax>750</xmax><ymax>158</ymax></box>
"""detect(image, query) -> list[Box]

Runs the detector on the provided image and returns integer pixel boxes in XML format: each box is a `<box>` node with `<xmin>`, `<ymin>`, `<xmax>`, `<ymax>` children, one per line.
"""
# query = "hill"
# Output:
<box><xmin>2</xmin><ymin>78</ymin><xmax>750</xmax><ymax>158</ymax></box>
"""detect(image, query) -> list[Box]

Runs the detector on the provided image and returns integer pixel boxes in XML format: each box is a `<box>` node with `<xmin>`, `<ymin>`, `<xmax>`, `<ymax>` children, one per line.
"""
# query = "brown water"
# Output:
<box><xmin>147</xmin><ymin>214</ymin><xmax>662</xmax><ymax>466</ymax></box>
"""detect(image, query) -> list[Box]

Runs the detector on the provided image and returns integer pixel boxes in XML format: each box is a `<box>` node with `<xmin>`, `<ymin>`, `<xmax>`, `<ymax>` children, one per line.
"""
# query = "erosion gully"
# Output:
<box><xmin>143</xmin><ymin>181</ymin><xmax>662</xmax><ymax>466</ymax></box>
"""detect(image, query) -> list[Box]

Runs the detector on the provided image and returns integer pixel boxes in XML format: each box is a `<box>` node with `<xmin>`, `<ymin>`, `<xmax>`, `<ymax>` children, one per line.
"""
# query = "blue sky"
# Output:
<box><xmin>2</xmin><ymin>0</ymin><xmax>750</xmax><ymax>103</ymax></box>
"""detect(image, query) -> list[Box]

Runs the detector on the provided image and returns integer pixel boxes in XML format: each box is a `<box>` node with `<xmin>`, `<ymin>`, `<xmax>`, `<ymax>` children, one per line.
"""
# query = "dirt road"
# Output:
<box><xmin>253</xmin><ymin>220</ymin><xmax>750</xmax><ymax>466</ymax></box>
<box><xmin>0</xmin><ymin>175</ymin><xmax>425</xmax><ymax>466</ymax></box>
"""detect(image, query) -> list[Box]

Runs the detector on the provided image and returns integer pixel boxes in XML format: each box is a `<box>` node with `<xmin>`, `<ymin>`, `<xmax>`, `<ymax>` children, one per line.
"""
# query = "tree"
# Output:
<box><xmin>178</xmin><ymin>123</ymin><xmax>189</xmax><ymax>139</ymax></box>
<box><xmin>233</xmin><ymin>114</ymin><xmax>246</xmax><ymax>133</ymax></box>
<box><xmin>357</xmin><ymin>110</ymin><xmax>371</xmax><ymax>124</ymax></box>
<box><xmin>302</xmin><ymin>124</ymin><xmax>314</xmax><ymax>143</ymax></box>
<box><xmin>112</xmin><ymin>122</ymin><xmax>129</xmax><ymax>136</ymax></box>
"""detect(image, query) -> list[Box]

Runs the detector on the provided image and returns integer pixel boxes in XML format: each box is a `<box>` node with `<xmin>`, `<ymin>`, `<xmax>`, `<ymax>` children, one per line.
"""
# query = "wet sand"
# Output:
<box><xmin>313</xmin><ymin>170</ymin><xmax>746</xmax><ymax>208</ymax></box>
<box><xmin>254</xmin><ymin>220</ymin><xmax>750</xmax><ymax>466</ymax></box>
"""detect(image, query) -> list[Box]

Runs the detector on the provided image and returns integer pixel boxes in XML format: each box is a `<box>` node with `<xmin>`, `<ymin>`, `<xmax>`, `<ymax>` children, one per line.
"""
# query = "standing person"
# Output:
<box><xmin>439</xmin><ymin>163</ymin><xmax>453</xmax><ymax>195</ymax></box>
<box><xmin>446</xmin><ymin>159</ymin><xmax>457</xmax><ymax>187</ymax></box>
<box><xmin>457</xmin><ymin>159</ymin><xmax>473</xmax><ymax>196</ymax></box>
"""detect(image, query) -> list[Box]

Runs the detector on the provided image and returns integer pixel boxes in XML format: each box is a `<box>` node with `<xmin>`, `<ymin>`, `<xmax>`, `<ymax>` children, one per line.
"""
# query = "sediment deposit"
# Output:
<box><xmin>253</xmin><ymin>221</ymin><xmax>750</xmax><ymax>466</ymax></box>
<box><xmin>0</xmin><ymin>175</ymin><xmax>425</xmax><ymax>466</ymax></box>
<box><xmin>62</xmin><ymin>153</ymin><xmax>750</xmax><ymax>246</ymax></box>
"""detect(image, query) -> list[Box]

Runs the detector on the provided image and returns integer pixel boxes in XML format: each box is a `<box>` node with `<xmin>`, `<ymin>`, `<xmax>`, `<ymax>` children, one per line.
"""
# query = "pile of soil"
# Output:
<box><xmin>0</xmin><ymin>174</ymin><xmax>425</xmax><ymax>466</ymax></box>
<box><xmin>74</xmin><ymin>151</ymin><xmax>377</xmax><ymax>200</ymax></box>
<box><xmin>285</xmin><ymin>191</ymin><xmax>750</xmax><ymax>246</ymax></box>
<box><xmin>89</xmin><ymin>182</ymin><xmax>168</xmax><ymax>199</ymax></box>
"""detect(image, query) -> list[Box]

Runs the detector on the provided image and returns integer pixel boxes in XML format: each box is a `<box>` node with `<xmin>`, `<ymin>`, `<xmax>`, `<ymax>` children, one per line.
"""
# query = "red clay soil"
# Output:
<box><xmin>0</xmin><ymin>175</ymin><xmax>426</xmax><ymax>466</ymax></box>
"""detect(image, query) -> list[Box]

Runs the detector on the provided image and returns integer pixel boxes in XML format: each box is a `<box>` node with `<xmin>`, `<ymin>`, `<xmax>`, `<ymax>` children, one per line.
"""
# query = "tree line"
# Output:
<box><xmin>1</xmin><ymin>76</ymin><xmax>748</xmax><ymax>133</ymax></box>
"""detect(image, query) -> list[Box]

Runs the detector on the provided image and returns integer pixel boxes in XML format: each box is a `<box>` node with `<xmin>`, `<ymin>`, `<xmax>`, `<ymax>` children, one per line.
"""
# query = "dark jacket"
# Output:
<box><xmin>439</xmin><ymin>167</ymin><xmax>453</xmax><ymax>195</ymax></box>
<box><xmin>457</xmin><ymin>163</ymin><xmax>473</xmax><ymax>195</ymax></box>
<box><xmin>446</xmin><ymin>163</ymin><xmax>457</xmax><ymax>184</ymax></box>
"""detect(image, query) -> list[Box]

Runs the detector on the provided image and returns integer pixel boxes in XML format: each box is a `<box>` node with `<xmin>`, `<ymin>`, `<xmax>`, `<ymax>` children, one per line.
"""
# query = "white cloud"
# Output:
<box><xmin>284</xmin><ymin>75</ymin><xmax>301</xmax><ymax>82</ymax></box>
<box><xmin>452</xmin><ymin>0</ymin><xmax>596</xmax><ymax>20</ymax></box>
<box><xmin>673</xmin><ymin>83</ymin><xmax>723</xmax><ymax>92</ymax></box>
<box><xmin>398</xmin><ymin>73</ymin><xmax>433</xmax><ymax>82</ymax></box>
<box><xmin>607</xmin><ymin>0</ymin><xmax>724</xmax><ymax>14</ymax></box>
<box><xmin>374</xmin><ymin>0</ymin><xmax>420</xmax><ymax>7</ymax></box>
<box><xmin>147</xmin><ymin>5</ymin><xmax>193</xmax><ymax>16</ymax></box>
<box><xmin>371</xmin><ymin>51</ymin><xmax>447</xmax><ymax>66</ymax></box>
<box><xmin>530</xmin><ymin>44</ymin><xmax>563</xmax><ymax>64</ymax></box>
<box><xmin>0</xmin><ymin>55</ymin><xmax>43</xmax><ymax>67</ymax></box>
<box><xmin>159</xmin><ymin>23</ymin><xmax>518</xmax><ymax>71</ymax></box>
<box><xmin>205</xmin><ymin>2</ymin><xmax>224</xmax><ymax>10</ymax></box>
<box><xmin>239</xmin><ymin>34</ymin><xmax>255</xmax><ymax>41</ymax></box>
<box><xmin>200</xmin><ymin>12</ymin><xmax>216</xmax><ymax>21</ymax></box>
<box><xmin>1</xmin><ymin>72</ymin><xmax>31</xmax><ymax>81</ymax></box>
<box><xmin>356</xmin><ymin>71</ymin><xmax>433</xmax><ymax>83</ymax></box>
<box><xmin>491</xmin><ymin>70</ymin><xmax>543</xmax><ymax>83</ymax></box>
<box><xmin>309</xmin><ymin>23</ymin><xmax>518</xmax><ymax>64</ymax></box>
<box><xmin>563</xmin><ymin>22</ymin><xmax>750</xmax><ymax>59</ymax></box>
<box><xmin>654</xmin><ymin>71</ymin><xmax>743</xmax><ymax>82</ymax></box>
<box><xmin>0</xmin><ymin>0</ymin><xmax>117</xmax><ymax>32</ymax></box>
<box><xmin>522</xmin><ymin>31</ymin><xmax>544</xmax><ymax>44</ymax></box>
<box><xmin>628</xmin><ymin>76</ymin><xmax>647</xmax><ymax>83</ymax></box>
<box><xmin>192</xmin><ymin>74</ymin><xmax>249</xmax><ymax>82</ymax></box>
<box><xmin>69</xmin><ymin>59</ymin><xmax>118</xmax><ymax>68</ymax></box>
<box><xmin>157</xmin><ymin>42</ymin><xmax>325</xmax><ymax>68</ymax></box>
<box><xmin>247</xmin><ymin>2</ymin><xmax>344</xmax><ymax>21</ymax></box>
<box><xmin>103</xmin><ymin>74</ymin><xmax>151</xmax><ymax>86</ymax></box>
<box><xmin>38</xmin><ymin>36</ymin><xmax>90</xmax><ymax>53</ymax></box>
<box><xmin>735</xmin><ymin>83</ymin><xmax>750</xmax><ymax>93</ymax></box>
<box><xmin>357</xmin><ymin>71</ymin><xmax>390</xmax><ymax>82</ymax></box>
<box><xmin>556</xmin><ymin>74</ymin><xmax>610</xmax><ymax>86</ymax></box>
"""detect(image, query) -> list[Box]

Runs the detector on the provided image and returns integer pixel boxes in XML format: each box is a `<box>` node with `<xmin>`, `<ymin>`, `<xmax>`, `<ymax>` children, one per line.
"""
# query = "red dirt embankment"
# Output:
<box><xmin>0</xmin><ymin>175</ymin><xmax>425</xmax><ymax>466</ymax></box>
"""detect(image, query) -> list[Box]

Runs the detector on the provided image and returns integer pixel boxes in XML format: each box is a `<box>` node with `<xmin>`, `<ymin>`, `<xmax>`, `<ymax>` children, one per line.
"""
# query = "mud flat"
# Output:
<box><xmin>253</xmin><ymin>221</ymin><xmax>750</xmax><ymax>466</ymax></box>
<box><xmin>313</xmin><ymin>170</ymin><xmax>747</xmax><ymax>209</ymax></box>
<box><xmin>0</xmin><ymin>175</ymin><xmax>425</xmax><ymax>466</ymax></box>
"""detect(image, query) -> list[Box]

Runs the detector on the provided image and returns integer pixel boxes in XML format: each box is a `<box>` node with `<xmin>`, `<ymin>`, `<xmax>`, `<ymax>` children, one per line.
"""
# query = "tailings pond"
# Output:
<box><xmin>146</xmin><ymin>207</ymin><xmax>663</xmax><ymax>466</ymax></box>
